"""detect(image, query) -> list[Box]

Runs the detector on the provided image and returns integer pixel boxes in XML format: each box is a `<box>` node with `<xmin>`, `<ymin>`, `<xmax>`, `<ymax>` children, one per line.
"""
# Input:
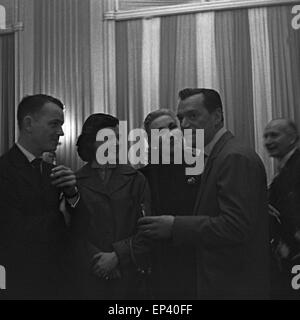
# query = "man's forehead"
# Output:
<box><xmin>39</xmin><ymin>102</ymin><xmax>64</xmax><ymax>118</ymax></box>
<box><xmin>177</xmin><ymin>93</ymin><xmax>205</xmax><ymax>113</ymax></box>
<box><xmin>265</xmin><ymin>120</ymin><xmax>289</xmax><ymax>132</ymax></box>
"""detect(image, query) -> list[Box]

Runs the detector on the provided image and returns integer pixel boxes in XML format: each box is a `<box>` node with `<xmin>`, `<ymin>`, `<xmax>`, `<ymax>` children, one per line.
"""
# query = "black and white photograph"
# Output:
<box><xmin>0</xmin><ymin>0</ymin><xmax>300</xmax><ymax>303</ymax></box>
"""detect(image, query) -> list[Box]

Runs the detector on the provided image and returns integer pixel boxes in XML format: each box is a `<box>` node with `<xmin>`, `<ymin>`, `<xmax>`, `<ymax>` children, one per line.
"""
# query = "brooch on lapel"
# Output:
<box><xmin>187</xmin><ymin>177</ymin><xmax>197</xmax><ymax>185</ymax></box>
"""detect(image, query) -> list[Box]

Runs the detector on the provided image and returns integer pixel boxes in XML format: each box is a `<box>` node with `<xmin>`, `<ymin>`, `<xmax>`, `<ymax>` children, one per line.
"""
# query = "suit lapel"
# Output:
<box><xmin>108</xmin><ymin>165</ymin><xmax>136</xmax><ymax>195</ymax></box>
<box><xmin>77</xmin><ymin>164</ymin><xmax>108</xmax><ymax>195</ymax></box>
<box><xmin>269</xmin><ymin>149</ymin><xmax>300</xmax><ymax>203</ymax></box>
<box><xmin>284</xmin><ymin>149</ymin><xmax>300</xmax><ymax>173</ymax></box>
<box><xmin>9</xmin><ymin>145</ymin><xmax>41</xmax><ymax>190</ymax></box>
<box><xmin>193</xmin><ymin>131</ymin><xmax>234</xmax><ymax>214</ymax></box>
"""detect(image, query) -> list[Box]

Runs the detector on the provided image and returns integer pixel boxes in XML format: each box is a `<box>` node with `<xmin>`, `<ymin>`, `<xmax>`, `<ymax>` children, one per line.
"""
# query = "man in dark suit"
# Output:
<box><xmin>139</xmin><ymin>88</ymin><xmax>270</xmax><ymax>299</ymax></box>
<box><xmin>0</xmin><ymin>94</ymin><xmax>85</xmax><ymax>299</ymax></box>
<box><xmin>264</xmin><ymin>119</ymin><xmax>300</xmax><ymax>299</ymax></box>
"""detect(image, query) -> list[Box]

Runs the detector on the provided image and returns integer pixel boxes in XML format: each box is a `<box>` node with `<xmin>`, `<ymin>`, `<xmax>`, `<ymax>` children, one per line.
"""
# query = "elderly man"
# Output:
<box><xmin>139</xmin><ymin>88</ymin><xmax>270</xmax><ymax>299</ymax></box>
<box><xmin>264</xmin><ymin>119</ymin><xmax>300</xmax><ymax>299</ymax></box>
<box><xmin>0</xmin><ymin>94</ymin><xmax>86</xmax><ymax>299</ymax></box>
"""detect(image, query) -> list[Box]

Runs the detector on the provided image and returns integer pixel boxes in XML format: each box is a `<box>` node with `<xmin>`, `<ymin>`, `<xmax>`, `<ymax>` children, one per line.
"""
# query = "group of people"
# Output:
<box><xmin>0</xmin><ymin>89</ymin><xmax>299</xmax><ymax>300</ymax></box>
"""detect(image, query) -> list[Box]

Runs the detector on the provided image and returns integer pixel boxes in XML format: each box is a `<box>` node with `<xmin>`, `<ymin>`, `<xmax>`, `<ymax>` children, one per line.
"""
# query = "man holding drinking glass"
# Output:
<box><xmin>0</xmin><ymin>94</ymin><xmax>86</xmax><ymax>299</ymax></box>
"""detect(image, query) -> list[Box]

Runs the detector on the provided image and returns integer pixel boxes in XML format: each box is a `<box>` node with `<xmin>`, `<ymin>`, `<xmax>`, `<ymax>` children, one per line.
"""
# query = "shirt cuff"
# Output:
<box><xmin>66</xmin><ymin>193</ymin><xmax>80</xmax><ymax>208</ymax></box>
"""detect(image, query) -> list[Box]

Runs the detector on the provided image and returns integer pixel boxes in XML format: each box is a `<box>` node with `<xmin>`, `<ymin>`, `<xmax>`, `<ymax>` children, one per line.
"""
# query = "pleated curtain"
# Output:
<box><xmin>114</xmin><ymin>3</ymin><xmax>300</xmax><ymax>181</ymax></box>
<box><xmin>32</xmin><ymin>0</ymin><xmax>92</xmax><ymax>170</ymax></box>
<box><xmin>13</xmin><ymin>1</ymin><xmax>300</xmax><ymax>179</ymax></box>
<box><xmin>248</xmin><ymin>7</ymin><xmax>274</xmax><ymax>178</ymax></box>
<box><xmin>268</xmin><ymin>5</ymin><xmax>300</xmax><ymax>123</ymax></box>
<box><xmin>215</xmin><ymin>9</ymin><xmax>255</xmax><ymax>149</ymax></box>
<box><xmin>16</xmin><ymin>0</ymin><xmax>117</xmax><ymax>170</ymax></box>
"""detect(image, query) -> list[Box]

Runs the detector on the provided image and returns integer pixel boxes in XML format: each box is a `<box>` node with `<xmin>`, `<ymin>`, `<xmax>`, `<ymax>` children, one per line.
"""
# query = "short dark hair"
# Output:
<box><xmin>77</xmin><ymin>113</ymin><xmax>119</xmax><ymax>163</ymax></box>
<box><xmin>144</xmin><ymin>109</ymin><xmax>177</xmax><ymax>138</ymax></box>
<box><xmin>17</xmin><ymin>94</ymin><xmax>64</xmax><ymax>129</ymax></box>
<box><xmin>178</xmin><ymin>88</ymin><xmax>223</xmax><ymax>114</ymax></box>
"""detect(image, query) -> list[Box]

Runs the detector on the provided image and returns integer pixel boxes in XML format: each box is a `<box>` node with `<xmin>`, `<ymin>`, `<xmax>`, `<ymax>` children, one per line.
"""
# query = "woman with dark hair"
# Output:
<box><xmin>75</xmin><ymin>113</ymin><xmax>151</xmax><ymax>299</ymax></box>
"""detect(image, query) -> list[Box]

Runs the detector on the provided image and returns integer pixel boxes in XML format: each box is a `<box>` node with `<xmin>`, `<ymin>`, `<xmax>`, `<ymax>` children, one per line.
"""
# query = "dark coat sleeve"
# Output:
<box><xmin>289</xmin><ymin>170</ymin><xmax>300</xmax><ymax>232</ymax></box>
<box><xmin>172</xmin><ymin>153</ymin><xmax>267</xmax><ymax>248</ymax></box>
<box><xmin>0</xmin><ymin>170</ymin><xmax>64</xmax><ymax>247</ymax></box>
<box><xmin>281</xmin><ymin>163</ymin><xmax>300</xmax><ymax>251</ymax></box>
<box><xmin>112</xmin><ymin>175</ymin><xmax>152</xmax><ymax>270</ymax></box>
<box><xmin>67</xmin><ymin>194</ymin><xmax>90</xmax><ymax>236</ymax></box>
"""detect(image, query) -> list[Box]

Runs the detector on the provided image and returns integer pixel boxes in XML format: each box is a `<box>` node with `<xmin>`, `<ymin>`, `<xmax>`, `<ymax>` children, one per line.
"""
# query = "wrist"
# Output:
<box><xmin>112</xmin><ymin>252</ymin><xmax>119</xmax><ymax>266</ymax></box>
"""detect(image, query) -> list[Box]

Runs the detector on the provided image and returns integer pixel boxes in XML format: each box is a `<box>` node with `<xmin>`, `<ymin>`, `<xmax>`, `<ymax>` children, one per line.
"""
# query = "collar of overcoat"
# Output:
<box><xmin>76</xmin><ymin>163</ymin><xmax>138</xmax><ymax>196</ymax></box>
<box><xmin>9</xmin><ymin>144</ymin><xmax>48</xmax><ymax>190</ymax></box>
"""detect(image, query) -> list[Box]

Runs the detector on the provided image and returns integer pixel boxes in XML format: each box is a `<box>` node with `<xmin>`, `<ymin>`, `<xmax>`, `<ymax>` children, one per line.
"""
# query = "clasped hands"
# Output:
<box><xmin>91</xmin><ymin>215</ymin><xmax>175</xmax><ymax>280</ymax></box>
<box><xmin>92</xmin><ymin>252</ymin><xmax>121</xmax><ymax>281</ymax></box>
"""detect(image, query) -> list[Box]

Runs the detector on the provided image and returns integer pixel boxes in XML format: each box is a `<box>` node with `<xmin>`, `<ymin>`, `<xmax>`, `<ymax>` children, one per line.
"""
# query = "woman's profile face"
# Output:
<box><xmin>149</xmin><ymin>115</ymin><xmax>182</xmax><ymax>160</ymax></box>
<box><xmin>149</xmin><ymin>115</ymin><xmax>178</xmax><ymax>132</ymax></box>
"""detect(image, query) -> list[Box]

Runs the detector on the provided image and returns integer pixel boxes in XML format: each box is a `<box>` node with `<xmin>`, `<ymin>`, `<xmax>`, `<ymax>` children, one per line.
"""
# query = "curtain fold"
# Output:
<box><xmin>159</xmin><ymin>16</ymin><xmax>178</xmax><ymax>111</ymax></box>
<box><xmin>160</xmin><ymin>14</ymin><xmax>197</xmax><ymax>112</ymax></box>
<box><xmin>248</xmin><ymin>7</ymin><xmax>274</xmax><ymax>180</ymax></box>
<box><xmin>90</xmin><ymin>0</ymin><xmax>117</xmax><ymax>116</ymax></box>
<box><xmin>17</xmin><ymin>0</ymin><xmax>115</xmax><ymax>170</ymax></box>
<box><xmin>196</xmin><ymin>11</ymin><xmax>219</xmax><ymax>90</ymax></box>
<box><xmin>0</xmin><ymin>33</ymin><xmax>15</xmax><ymax>156</ymax></box>
<box><xmin>116</xmin><ymin>21</ymin><xmax>129</xmax><ymax>126</ymax></box>
<box><xmin>142</xmin><ymin>18</ymin><xmax>161</xmax><ymax>117</ymax></box>
<box><xmin>14</xmin><ymin>1</ymin><xmax>299</xmax><ymax>175</ymax></box>
<box><xmin>33</xmin><ymin>0</ymin><xmax>92</xmax><ymax>170</ymax></box>
<box><xmin>174</xmin><ymin>14</ymin><xmax>197</xmax><ymax>102</ymax></box>
<box><xmin>127</xmin><ymin>20</ymin><xmax>144</xmax><ymax>130</ymax></box>
<box><xmin>116</xmin><ymin>19</ymin><xmax>143</xmax><ymax>131</ymax></box>
<box><xmin>268</xmin><ymin>5</ymin><xmax>300</xmax><ymax>126</ymax></box>
<box><xmin>215</xmin><ymin>9</ymin><xmax>255</xmax><ymax>149</ymax></box>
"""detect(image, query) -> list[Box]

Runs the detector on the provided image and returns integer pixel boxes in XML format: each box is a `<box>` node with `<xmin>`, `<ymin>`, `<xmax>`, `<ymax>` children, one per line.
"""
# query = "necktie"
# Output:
<box><xmin>31</xmin><ymin>158</ymin><xmax>44</xmax><ymax>183</ymax></box>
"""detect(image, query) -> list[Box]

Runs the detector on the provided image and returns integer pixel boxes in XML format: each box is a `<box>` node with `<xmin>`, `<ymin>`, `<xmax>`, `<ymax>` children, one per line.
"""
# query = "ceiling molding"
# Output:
<box><xmin>105</xmin><ymin>0</ymin><xmax>298</xmax><ymax>21</ymax></box>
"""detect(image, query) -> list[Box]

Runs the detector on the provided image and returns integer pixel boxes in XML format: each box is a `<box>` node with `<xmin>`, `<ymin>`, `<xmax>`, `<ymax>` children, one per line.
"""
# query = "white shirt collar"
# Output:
<box><xmin>278</xmin><ymin>147</ymin><xmax>297</xmax><ymax>171</ymax></box>
<box><xmin>16</xmin><ymin>142</ymin><xmax>37</xmax><ymax>163</ymax></box>
<box><xmin>204</xmin><ymin>127</ymin><xmax>227</xmax><ymax>158</ymax></box>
